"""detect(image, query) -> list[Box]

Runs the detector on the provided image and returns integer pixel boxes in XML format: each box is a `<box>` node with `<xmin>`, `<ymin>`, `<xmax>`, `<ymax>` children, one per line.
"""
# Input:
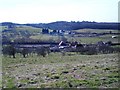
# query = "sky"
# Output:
<box><xmin>0</xmin><ymin>0</ymin><xmax>119</xmax><ymax>24</ymax></box>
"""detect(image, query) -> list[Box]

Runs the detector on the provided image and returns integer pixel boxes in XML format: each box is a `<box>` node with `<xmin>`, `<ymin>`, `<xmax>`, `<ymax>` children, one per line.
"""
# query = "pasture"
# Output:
<box><xmin>1</xmin><ymin>25</ymin><xmax>42</xmax><ymax>33</ymax></box>
<box><xmin>2</xmin><ymin>53</ymin><xmax>119</xmax><ymax>88</ymax></box>
<box><xmin>29</xmin><ymin>33</ymin><xmax>119</xmax><ymax>44</ymax></box>
<box><xmin>29</xmin><ymin>29</ymin><xmax>119</xmax><ymax>44</ymax></box>
<box><xmin>1</xmin><ymin>27</ymin><xmax>119</xmax><ymax>88</ymax></box>
<box><xmin>73</xmin><ymin>29</ymin><xmax>119</xmax><ymax>33</ymax></box>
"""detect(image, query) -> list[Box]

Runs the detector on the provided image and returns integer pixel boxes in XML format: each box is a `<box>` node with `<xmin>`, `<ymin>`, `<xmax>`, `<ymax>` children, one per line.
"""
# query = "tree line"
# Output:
<box><xmin>1</xmin><ymin>21</ymin><xmax>119</xmax><ymax>30</ymax></box>
<box><xmin>2</xmin><ymin>41</ymin><xmax>120</xmax><ymax>58</ymax></box>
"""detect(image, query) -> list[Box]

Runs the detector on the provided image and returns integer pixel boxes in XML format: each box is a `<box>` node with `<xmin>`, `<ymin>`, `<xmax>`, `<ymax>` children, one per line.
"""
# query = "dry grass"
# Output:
<box><xmin>2</xmin><ymin>53</ymin><xmax>119</xmax><ymax>88</ymax></box>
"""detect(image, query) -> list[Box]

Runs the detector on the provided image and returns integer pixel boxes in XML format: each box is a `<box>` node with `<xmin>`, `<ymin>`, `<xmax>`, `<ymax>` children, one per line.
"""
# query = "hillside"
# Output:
<box><xmin>1</xmin><ymin>21</ymin><xmax>119</xmax><ymax>30</ymax></box>
<box><xmin>2</xmin><ymin>53</ymin><xmax>119</xmax><ymax>88</ymax></box>
<box><xmin>1</xmin><ymin>21</ymin><xmax>119</xmax><ymax>44</ymax></box>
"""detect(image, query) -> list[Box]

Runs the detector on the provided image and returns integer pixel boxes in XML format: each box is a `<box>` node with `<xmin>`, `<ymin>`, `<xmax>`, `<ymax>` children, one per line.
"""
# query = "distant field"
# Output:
<box><xmin>0</xmin><ymin>26</ymin><xmax>7</xmax><ymax>30</ymax></box>
<box><xmin>29</xmin><ymin>29</ymin><xmax>119</xmax><ymax>43</ymax></box>
<box><xmin>1</xmin><ymin>27</ymin><xmax>119</xmax><ymax>44</ymax></box>
<box><xmin>30</xmin><ymin>34</ymin><xmax>118</xmax><ymax>44</ymax></box>
<box><xmin>30</xmin><ymin>34</ymin><xmax>61</xmax><ymax>42</ymax></box>
<box><xmin>66</xmin><ymin>36</ymin><xmax>105</xmax><ymax>44</ymax></box>
<box><xmin>73</xmin><ymin>29</ymin><xmax>118</xmax><ymax>33</ymax></box>
<box><xmin>15</xmin><ymin>25</ymin><xmax>43</xmax><ymax>33</ymax></box>
<box><xmin>1</xmin><ymin>25</ymin><xmax>42</xmax><ymax>33</ymax></box>
<box><xmin>2</xmin><ymin>53</ymin><xmax>119</xmax><ymax>88</ymax></box>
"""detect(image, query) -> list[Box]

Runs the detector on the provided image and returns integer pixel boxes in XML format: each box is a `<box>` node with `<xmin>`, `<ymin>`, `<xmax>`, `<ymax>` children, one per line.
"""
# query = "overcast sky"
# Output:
<box><xmin>0</xmin><ymin>0</ymin><xmax>119</xmax><ymax>24</ymax></box>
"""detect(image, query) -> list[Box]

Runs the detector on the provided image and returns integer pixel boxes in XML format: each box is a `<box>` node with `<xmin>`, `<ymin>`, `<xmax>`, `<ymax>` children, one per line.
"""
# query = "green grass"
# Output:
<box><xmin>73</xmin><ymin>29</ymin><xmax>118</xmax><ymax>33</ymax></box>
<box><xmin>1</xmin><ymin>25</ymin><xmax>42</xmax><ymax>33</ymax></box>
<box><xmin>15</xmin><ymin>25</ymin><xmax>42</xmax><ymax>33</ymax></box>
<box><xmin>30</xmin><ymin>34</ymin><xmax>61</xmax><ymax>42</ymax></box>
<box><xmin>2</xmin><ymin>75</ymin><xmax>16</xmax><ymax>88</ymax></box>
<box><xmin>2</xmin><ymin>27</ymin><xmax>119</xmax><ymax>44</ymax></box>
<box><xmin>66</xmin><ymin>36</ymin><xmax>104</xmax><ymax>43</ymax></box>
<box><xmin>0</xmin><ymin>26</ymin><xmax>8</xmax><ymax>30</ymax></box>
<box><xmin>29</xmin><ymin>32</ymin><xmax>118</xmax><ymax>44</ymax></box>
<box><xmin>2</xmin><ymin>53</ymin><xmax>119</xmax><ymax>88</ymax></box>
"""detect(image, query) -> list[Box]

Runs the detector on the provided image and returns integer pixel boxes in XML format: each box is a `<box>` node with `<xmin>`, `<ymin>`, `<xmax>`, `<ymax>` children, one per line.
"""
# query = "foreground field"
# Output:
<box><xmin>2</xmin><ymin>53</ymin><xmax>119</xmax><ymax>88</ymax></box>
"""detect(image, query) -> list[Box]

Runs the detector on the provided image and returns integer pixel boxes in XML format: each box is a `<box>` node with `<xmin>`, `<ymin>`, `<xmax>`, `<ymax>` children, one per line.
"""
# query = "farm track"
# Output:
<box><xmin>2</xmin><ymin>53</ymin><xmax>119</xmax><ymax>88</ymax></box>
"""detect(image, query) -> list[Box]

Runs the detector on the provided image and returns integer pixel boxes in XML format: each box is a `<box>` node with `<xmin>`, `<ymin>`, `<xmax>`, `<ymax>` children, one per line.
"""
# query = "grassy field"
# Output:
<box><xmin>1</xmin><ymin>25</ymin><xmax>43</xmax><ymax>33</ymax></box>
<box><xmin>30</xmin><ymin>33</ymin><xmax>118</xmax><ymax>44</ymax></box>
<box><xmin>73</xmin><ymin>29</ymin><xmax>119</xmax><ymax>33</ymax></box>
<box><xmin>66</xmin><ymin>36</ymin><xmax>105</xmax><ymax>44</ymax></box>
<box><xmin>29</xmin><ymin>29</ymin><xmax>119</xmax><ymax>43</ymax></box>
<box><xmin>2</xmin><ymin>53</ymin><xmax>119</xmax><ymax>88</ymax></box>
<box><xmin>1</xmin><ymin>28</ymin><xmax>119</xmax><ymax>88</ymax></box>
<box><xmin>30</xmin><ymin>34</ymin><xmax>61</xmax><ymax>42</ymax></box>
<box><xmin>2</xmin><ymin>26</ymin><xmax>119</xmax><ymax>44</ymax></box>
<box><xmin>15</xmin><ymin>25</ymin><xmax>43</xmax><ymax>33</ymax></box>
